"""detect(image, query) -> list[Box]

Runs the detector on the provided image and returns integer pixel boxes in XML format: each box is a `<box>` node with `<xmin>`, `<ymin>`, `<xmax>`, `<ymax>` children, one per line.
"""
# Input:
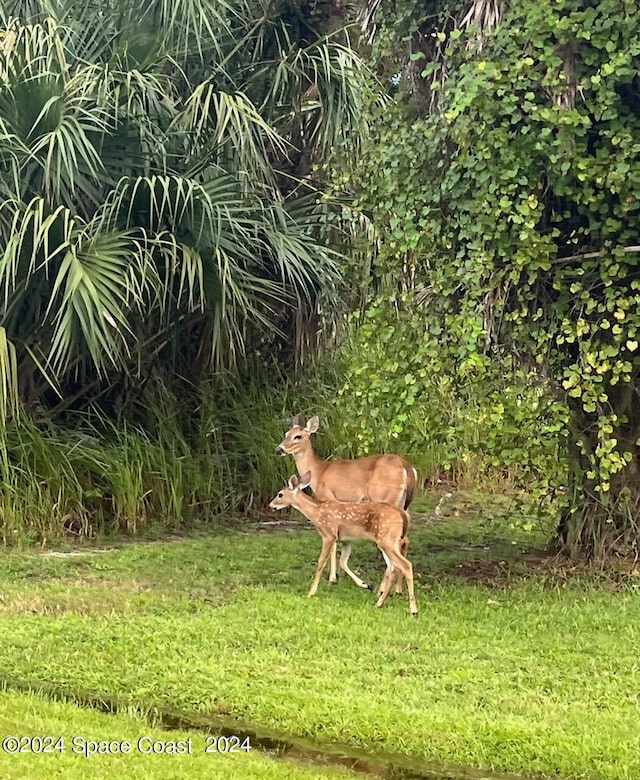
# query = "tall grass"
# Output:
<box><xmin>0</xmin><ymin>368</ymin><xmax>344</xmax><ymax>544</ymax></box>
<box><xmin>0</xmin><ymin>351</ymin><xmax>565</xmax><ymax>545</ymax></box>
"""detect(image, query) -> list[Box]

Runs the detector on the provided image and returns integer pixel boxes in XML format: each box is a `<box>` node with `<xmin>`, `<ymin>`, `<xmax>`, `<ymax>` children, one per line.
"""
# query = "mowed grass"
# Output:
<box><xmin>0</xmin><ymin>689</ymin><xmax>365</xmax><ymax>780</ymax></box>
<box><xmin>0</xmin><ymin>498</ymin><xmax>639</xmax><ymax>779</ymax></box>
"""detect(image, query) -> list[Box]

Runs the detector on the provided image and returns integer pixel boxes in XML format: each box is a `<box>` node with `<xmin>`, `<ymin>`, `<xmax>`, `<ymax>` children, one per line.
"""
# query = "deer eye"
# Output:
<box><xmin>293</xmin><ymin>435</ymin><xmax>302</xmax><ymax>440</ymax></box>
<box><xmin>278</xmin><ymin>492</ymin><xmax>284</xmax><ymax>498</ymax></box>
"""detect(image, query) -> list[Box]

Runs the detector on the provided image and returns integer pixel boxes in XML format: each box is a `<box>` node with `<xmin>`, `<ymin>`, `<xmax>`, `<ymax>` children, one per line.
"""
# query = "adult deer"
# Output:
<box><xmin>269</xmin><ymin>472</ymin><xmax>418</xmax><ymax>616</ymax></box>
<box><xmin>275</xmin><ymin>414</ymin><xmax>417</xmax><ymax>588</ymax></box>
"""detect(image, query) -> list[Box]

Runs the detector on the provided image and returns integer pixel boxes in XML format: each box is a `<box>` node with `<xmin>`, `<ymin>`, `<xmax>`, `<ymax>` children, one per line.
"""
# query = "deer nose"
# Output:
<box><xmin>275</xmin><ymin>445</ymin><xmax>284</xmax><ymax>455</ymax></box>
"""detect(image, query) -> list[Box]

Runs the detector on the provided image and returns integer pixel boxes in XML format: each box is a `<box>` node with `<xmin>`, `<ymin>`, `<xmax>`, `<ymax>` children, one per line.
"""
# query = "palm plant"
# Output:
<box><xmin>0</xmin><ymin>0</ymin><xmax>366</xmax><ymax>417</ymax></box>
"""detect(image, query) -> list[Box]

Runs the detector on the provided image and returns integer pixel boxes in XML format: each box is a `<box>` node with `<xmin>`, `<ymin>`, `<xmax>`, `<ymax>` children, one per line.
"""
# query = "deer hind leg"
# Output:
<box><xmin>309</xmin><ymin>536</ymin><xmax>336</xmax><ymax>598</ymax></box>
<box><xmin>376</xmin><ymin>567</ymin><xmax>390</xmax><ymax>598</ymax></box>
<box><xmin>394</xmin><ymin>537</ymin><xmax>409</xmax><ymax>596</ymax></box>
<box><xmin>338</xmin><ymin>543</ymin><xmax>370</xmax><ymax>589</ymax></box>
<box><xmin>376</xmin><ymin>550</ymin><xmax>396</xmax><ymax>606</ymax></box>
<box><xmin>376</xmin><ymin>550</ymin><xmax>402</xmax><ymax>597</ymax></box>
<box><xmin>376</xmin><ymin>543</ymin><xmax>418</xmax><ymax>617</ymax></box>
<box><xmin>377</xmin><ymin>567</ymin><xmax>396</xmax><ymax>600</ymax></box>
<box><xmin>370</xmin><ymin>476</ymin><xmax>408</xmax><ymax>594</ymax></box>
<box><xmin>378</xmin><ymin>556</ymin><xmax>406</xmax><ymax>597</ymax></box>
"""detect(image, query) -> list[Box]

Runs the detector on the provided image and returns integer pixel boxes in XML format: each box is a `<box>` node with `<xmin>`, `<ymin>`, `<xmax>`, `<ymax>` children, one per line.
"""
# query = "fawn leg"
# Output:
<box><xmin>309</xmin><ymin>536</ymin><xmax>336</xmax><ymax>597</ymax></box>
<box><xmin>339</xmin><ymin>543</ymin><xmax>370</xmax><ymax>589</ymax></box>
<box><xmin>377</xmin><ymin>550</ymin><xmax>395</xmax><ymax>596</ymax></box>
<box><xmin>377</xmin><ymin>543</ymin><xmax>418</xmax><ymax>616</ymax></box>
<box><xmin>328</xmin><ymin>541</ymin><xmax>338</xmax><ymax>583</ymax></box>
<box><xmin>394</xmin><ymin>537</ymin><xmax>409</xmax><ymax>596</ymax></box>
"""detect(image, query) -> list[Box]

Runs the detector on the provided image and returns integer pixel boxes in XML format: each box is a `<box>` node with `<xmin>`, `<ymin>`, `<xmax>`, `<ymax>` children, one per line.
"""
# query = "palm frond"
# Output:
<box><xmin>44</xmin><ymin>229</ymin><xmax>140</xmax><ymax>377</ymax></box>
<box><xmin>179</xmin><ymin>86</ymin><xmax>288</xmax><ymax>184</ymax></box>
<box><xmin>0</xmin><ymin>19</ymin><xmax>112</xmax><ymax>207</ymax></box>
<box><xmin>251</xmin><ymin>34</ymin><xmax>366</xmax><ymax>162</ymax></box>
<box><xmin>149</xmin><ymin>0</ymin><xmax>240</xmax><ymax>62</ymax></box>
<box><xmin>460</xmin><ymin>0</ymin><xmax>503</xmax><ymax>33</ymax></box>
<box><xmin>0</xmin><ymin>325</ymin><xmax>19</xmax><ymax>424</ymax></box>
<box><xmin>0</xmin><ymin>196</ymin><xmax>139</xmax><ymax>378</ymax></box>
<box><xmin>0</xmin><ymin>197</ymin><xmax>73</xmax><ymax>308</ymax></box>
<box><xmin>0</xmin><ymin>0</ymin><xmax>364</xmax><ymax>401</ymax></box>
<box><xmin>356</xmin><ymin>0</ymin><xmax>382</xmax><ymax>44</ymax></box>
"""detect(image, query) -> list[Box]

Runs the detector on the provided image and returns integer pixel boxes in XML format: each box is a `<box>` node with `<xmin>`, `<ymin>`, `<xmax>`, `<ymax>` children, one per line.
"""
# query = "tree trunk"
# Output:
<box><xmin>557</xmin><ymin>386</ymin><xmax>640</xmax><ymax>560</ymax></box>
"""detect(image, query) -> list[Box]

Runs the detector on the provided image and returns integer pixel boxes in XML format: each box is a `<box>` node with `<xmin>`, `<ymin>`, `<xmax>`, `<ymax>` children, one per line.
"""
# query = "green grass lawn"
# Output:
<box><xmin>0</xmin><ymin>689</ymin><xmax>366</xmax><ymax>779</ymax></box>
<box><xmin>0</xmin><ymin>494</ymin><xmax>639</xmax><ymax>779</ymax></box>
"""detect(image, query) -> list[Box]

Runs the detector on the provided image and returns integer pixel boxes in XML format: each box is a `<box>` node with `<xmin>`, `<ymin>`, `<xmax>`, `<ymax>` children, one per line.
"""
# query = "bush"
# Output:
<box><xmin>334</xmin><ymin>300</ymin><xmax>569</xmax><ymax>491</ymax></box>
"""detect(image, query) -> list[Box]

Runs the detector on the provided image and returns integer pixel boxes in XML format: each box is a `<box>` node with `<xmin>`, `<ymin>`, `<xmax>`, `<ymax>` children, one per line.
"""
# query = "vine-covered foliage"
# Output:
<box><xmin>341</xmin><ymin>0</ymin><xmax>640</xmax><ymax>555</ymax></box>
<box><xmin>335</xmin><ymin>300</ymin><xmax>568</xmax><ymax>495</ymax></box>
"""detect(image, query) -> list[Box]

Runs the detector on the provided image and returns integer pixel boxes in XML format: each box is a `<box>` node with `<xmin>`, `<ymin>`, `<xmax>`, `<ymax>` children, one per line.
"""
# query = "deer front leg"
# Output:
<box><xmin>339</xmin><ymin>543</ymin><xmax>370</xmax><ymax>589</ymax></box>
<box><xmin>328</xmin><ymin>541</ymin><xmax>338</xmax><ymax>583</ymax></box>
<box><xmin>309</xmin><ymin>536</ymin><xmax>336</xmax><ymax>598</ymax></box>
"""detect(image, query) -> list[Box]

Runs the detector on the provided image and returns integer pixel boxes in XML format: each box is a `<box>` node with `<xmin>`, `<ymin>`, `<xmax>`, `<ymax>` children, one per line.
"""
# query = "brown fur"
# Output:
<box><xmin>269</xmin><ymin>473</ymin><xmax>418</xmax><ymax>617</ymax></box>
<box><xmin>403</xmin><ymin>470</ymin><xmax>417</xmax><ymax>511</ymax></box>
<box><xmin>276</xmin><ymin>415</ymin><xmax>418</xmax><ymax>587</ymax></box>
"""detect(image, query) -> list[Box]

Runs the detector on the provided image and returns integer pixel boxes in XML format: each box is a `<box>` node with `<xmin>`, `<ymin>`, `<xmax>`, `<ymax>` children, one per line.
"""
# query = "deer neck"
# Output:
<box><xmin>289</xmin><ymin>490</ymin><xmax>321</xmax><ymax>524</ymax></box>
<box><xmin>293</xmin><ymin>443</ymin><xmax>325</xmax><ymax>491</ymax></box>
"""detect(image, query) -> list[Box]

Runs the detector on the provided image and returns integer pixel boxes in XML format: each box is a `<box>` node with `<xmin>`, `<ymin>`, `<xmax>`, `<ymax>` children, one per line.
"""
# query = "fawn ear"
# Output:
<box><xmin>291</xmin><ymin>413</ymin><xmax>303</xmax><ymax>428</ymax></box>
<box><xmin>306</xmin><ymin>416</ymin><xmax>319</xmax><ymax>434</ymax></box>
<box><xmin>288</xmin><ymin>475</ymin><xmax>299</xmax><ymax>490</ymax></box>
<box><xmin>299</xmin><ymin>471</ymin><xmax>312</xmax><ymax>490</ymax></box>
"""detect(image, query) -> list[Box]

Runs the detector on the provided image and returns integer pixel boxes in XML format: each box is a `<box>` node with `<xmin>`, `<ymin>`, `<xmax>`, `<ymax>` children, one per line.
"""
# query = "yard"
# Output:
<box><xmin>0</xmin><ymin>494</ymin><xmax>638</xmax><ymax>780</ymax></box>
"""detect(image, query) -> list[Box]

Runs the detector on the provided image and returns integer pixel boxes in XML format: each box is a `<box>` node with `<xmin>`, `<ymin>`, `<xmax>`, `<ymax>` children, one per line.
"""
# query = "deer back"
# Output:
<box><xmin>317</xmin><ymin>454</ymin><xmax>417</xmax><ymax>510</ymax></box>
<box><xmin>315</xmin><ymin>500</ymin><xmax>406</xmax><ymax>542</ymax></box>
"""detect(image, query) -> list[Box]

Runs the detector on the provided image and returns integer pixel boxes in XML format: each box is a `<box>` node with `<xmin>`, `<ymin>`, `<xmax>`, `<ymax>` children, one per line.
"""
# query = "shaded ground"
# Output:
<box><xmin>442</xmin><ymin>554</ymin><xmax>640</xmax><ymax>590</ymax></box>
<box><xmin>41</xmin><ymin>488</ymin><xmax>640</xmax><ymax>589</ymax></box>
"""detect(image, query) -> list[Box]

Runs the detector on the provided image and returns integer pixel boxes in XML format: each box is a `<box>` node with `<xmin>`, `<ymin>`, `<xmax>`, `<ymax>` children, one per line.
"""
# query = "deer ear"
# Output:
<box><xmin>288</xmin><ymin>475</ymin><xmax>299</xmax><ymax>490</ymax></box>
<box><xmin>306</xmin><ymin>416</ymin><xmax>319</xmax><ymax>434</ymax></box>
<box><xmin>299</xmin><ymin>471</ymin><xmax>312</xmax><ymax>490</ymax></box>
<box><xmin>291</xmin><ymin>413</ymin><xmax>303</xmax><ymax>428</ymax></box>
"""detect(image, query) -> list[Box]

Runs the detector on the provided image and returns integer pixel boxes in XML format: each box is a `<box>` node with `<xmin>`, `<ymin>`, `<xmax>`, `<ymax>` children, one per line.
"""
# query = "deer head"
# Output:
<box><xmin>269</xmin><ymin>472</ymin><xmax>312</xmax><ymax>509</ymax></box>
<box><xmin>275</xmin><ymin>415</ymin><xmax>319</xmax><ymax>456</ymax></box>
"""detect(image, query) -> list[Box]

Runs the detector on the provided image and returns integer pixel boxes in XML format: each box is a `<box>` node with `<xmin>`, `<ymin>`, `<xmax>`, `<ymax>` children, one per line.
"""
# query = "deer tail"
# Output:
<box><xmin>403</xmin><ymin>465</ymin><xmax>418</xmax><ymax>510</ymax></box>
<box><xmin>401</xmin><ymin>509</ymin><xmax>411</xmax><ymax>539</ymax></box>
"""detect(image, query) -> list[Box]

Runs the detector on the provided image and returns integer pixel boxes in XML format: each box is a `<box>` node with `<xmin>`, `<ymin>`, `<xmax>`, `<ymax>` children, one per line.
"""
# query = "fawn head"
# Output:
<box><xmin>269</xmin><ymin>472</ymin><xmax>312</xmax><ymax>509</ymax></box>
<box><xmin>275</xmin><ymin>414</ymin><xmax>319</xmax><ymax>456</ymax></box>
